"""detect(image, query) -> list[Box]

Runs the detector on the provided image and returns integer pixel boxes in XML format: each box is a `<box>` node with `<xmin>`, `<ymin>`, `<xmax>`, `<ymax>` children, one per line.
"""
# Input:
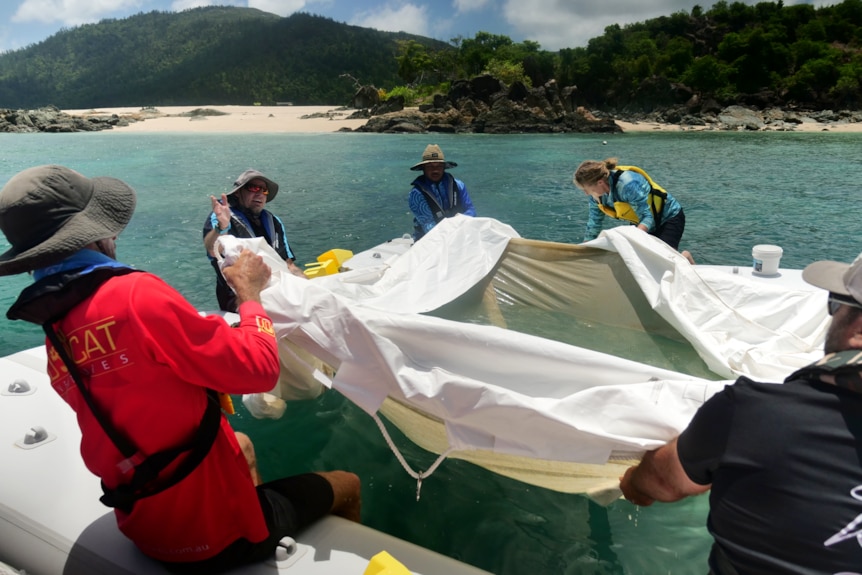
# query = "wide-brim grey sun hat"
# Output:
<box><xmin>228</xmin><ymin>168</ymin><xmax>279</xmax><ymax>202</ymax></box>
<box><xmin>0</xmin><ymin>165</ymin><xmax>136</xmax><ymax>276</ymax></box>
<box><xmin>802</xmin><ymin>252</ymin><xmax>862</xmax><ymax>304</ymax></box>
<box><xmin>410</xmin><ymin>144</ymin><xmax>458</xmax><ymax>171</ymax></box>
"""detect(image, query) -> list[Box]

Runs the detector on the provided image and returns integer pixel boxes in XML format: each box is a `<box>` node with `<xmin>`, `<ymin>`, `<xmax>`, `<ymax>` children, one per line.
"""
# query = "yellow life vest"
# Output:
<box><xmin>596</xmin><ymin>166</ymin><xmax>668</xmax><ymax>226</ymax></box>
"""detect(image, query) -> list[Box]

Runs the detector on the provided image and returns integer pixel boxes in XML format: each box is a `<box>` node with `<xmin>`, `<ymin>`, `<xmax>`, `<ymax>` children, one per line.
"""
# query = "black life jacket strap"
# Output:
<box><xmin>413</xmin><ymin>174</ymin><xmax>460</xmax><ymax>223</ymax></box>
<box><xmin>786</xmin><ymin>349</ymin><xmax>862</xmax><ymax>394</ymax></box>
<box><xmin>24</xmin><ymin>266</ymin><xmax>225</xmax><ymax>514</ymax></box>
<box><xmin>44</xmin><ymin>322</ymin><xmax>222</xmax><ymax>513</ymax></box>
<box><xmin>99</xmin><ymin>389</ymin><xmax>222</xmax><ymax>513</ymax></box>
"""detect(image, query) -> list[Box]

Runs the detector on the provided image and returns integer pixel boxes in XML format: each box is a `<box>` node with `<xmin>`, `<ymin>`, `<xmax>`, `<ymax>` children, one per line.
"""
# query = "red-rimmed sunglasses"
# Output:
<box><xmin>244</xmin><ymin>183</ymin><xmax>268</xmax><ymax>195</ymax></box>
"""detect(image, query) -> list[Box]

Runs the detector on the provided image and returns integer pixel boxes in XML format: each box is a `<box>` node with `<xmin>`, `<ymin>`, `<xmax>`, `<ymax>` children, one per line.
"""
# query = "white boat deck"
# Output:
<box><xmin>695</xmin><ymin>264</ymin><xmax>814</xmax><ymax>291</ymax></box>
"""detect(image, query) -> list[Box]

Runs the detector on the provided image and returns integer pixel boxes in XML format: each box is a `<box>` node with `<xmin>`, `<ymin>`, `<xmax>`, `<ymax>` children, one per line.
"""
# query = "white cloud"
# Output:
<box><xmin>248</xmin><ymin>0</ymin><xmax>307</xmax><ymax>17</ymax></box>
<box><xmin>171</xmin><ymin>0</ymin><xmax>306</xmax><ymax>16</ymax></box>
<box><xmin>501</xmin><ymin>0</ymin><xmax>698</xmax><ymax>50</ymax></box>
<box><xmin>502</xmin><ymin>0</ymin><xmax>840</xmax><ymax>51</ymax></box>
<box><xmin>171</xmin><ymin>0</ymin><xmax>216</xmax><ymax>11</ymax></box>
<box><xmin>12</xmin><ymin>0</ymin><xmax>146</xmax><ymax>25</ymax></box>
<box><xmin>351</xmin><ymin>3</ymin><xmax>429</xmax><ymax>36</ymax></box>
<box><xmin>454</xmin><ymin>0</ymin><xmax>489</xmax><ymax>14</ymax></box>
<box><xmin>11</xmin><ymin>0</ymin><xmax>308</xmax><ymax>27</ymax></box>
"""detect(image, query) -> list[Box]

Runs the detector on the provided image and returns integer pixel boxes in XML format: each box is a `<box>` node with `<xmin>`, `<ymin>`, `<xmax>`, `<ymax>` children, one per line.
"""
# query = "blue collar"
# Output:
<box><xmin>33</xmin><ymin>249</ymin><xmax>134</xmax><ymax>281</ymax></box>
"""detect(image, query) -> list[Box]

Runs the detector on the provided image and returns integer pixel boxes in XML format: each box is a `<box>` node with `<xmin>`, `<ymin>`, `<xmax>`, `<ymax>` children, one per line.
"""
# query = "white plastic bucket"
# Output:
<box><xmin>752</xmin><ymin>244</ymin><xmax>783</xmax><ymax>276</ymax></box>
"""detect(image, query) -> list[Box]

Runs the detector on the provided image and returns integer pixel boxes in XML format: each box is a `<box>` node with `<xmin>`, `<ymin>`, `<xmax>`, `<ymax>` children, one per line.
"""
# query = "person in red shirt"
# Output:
<box><xmin>0</xmin><ymin>165</ymin><xmax>361</xmax><ymax>573</ymax></box>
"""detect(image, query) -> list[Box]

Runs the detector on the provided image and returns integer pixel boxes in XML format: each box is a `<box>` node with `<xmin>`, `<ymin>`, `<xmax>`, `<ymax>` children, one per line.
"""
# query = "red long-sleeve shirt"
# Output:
<box><xmin>46</xmin><ymin>272</ymin><xmax>280</xmax><ymax>562</ymax></box>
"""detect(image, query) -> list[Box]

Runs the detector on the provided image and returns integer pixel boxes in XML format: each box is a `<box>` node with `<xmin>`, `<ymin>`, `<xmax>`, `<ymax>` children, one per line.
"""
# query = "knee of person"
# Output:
<box><xmin>320</xmin><ymin>470</ymin><xmax>362</xmax><ymax>522</ymax></box>
<box><xmin>321</xmin><ymin>470</ymin><xmax>361</xmax><ymax>497</ymax></box>
<box><xmin>344</xmin><ymin>471</ymin><xmax>361</xmax><ymax>494</ymax></box>
<box><xmin>336</xmin><ymin>470</ymin><xmax>361</xmax><ymax>493</ymax></box>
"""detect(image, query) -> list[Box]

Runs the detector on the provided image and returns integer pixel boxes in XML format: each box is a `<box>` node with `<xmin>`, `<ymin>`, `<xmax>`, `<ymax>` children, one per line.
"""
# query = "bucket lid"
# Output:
<box><xmin>752</xmin><ymin>244</ymin><xmax>783</xmax><ymax>255</ymax></box>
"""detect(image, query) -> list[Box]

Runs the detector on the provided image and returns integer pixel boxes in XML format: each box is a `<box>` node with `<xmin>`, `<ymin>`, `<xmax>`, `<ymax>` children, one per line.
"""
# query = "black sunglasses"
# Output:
<box><xmin>828</xmin><ymin>293</ymin><xmax>862</xmax><ymax>316</ymax></box>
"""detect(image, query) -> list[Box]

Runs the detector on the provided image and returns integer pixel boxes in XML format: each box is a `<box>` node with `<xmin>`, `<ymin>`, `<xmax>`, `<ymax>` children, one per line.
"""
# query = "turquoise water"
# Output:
<box><xmin>1</xmin><ymin>130</ymin><xmax>861</xmax><ymax>574</ymax></box>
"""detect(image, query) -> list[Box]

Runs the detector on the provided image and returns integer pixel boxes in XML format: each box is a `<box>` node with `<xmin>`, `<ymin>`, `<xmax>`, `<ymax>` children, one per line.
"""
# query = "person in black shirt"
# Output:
<box><xmin>620</xmin><ymin>252</ymin><xmax>862</xmax><ymax>574</ymax></box>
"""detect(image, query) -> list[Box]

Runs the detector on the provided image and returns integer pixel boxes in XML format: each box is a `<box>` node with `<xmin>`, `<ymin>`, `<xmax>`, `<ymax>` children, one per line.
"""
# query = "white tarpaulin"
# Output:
<box><xmin>307</xmin><ymin>216</ymin><xmax>518</xmax><ymax>313</ymax></box>
<box><xmin>216</xmin><ymin>216</ymin><xmax>829</xmax><ymax>499</ymax></box>
<box><xmin>581</xmin><ymin>226</ymin><xmax>828</xmax><ymax>379</ymax></box>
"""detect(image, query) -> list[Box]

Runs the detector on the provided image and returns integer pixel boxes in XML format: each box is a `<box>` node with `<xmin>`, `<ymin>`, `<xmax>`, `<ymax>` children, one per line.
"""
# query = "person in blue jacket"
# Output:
<box><xmin>203</xmin><ymin>168</ymin><xmax>307</xmax><ymax>312</ymax></box>
<box><xmin>408</xmin><ymin>144</ymin><xmax>476</xmax><ymax>240</ymax></box>
<box><xmin>574</xmin><ymin>157</ymin><xmax>694</xmax><ymax>264</ymax></box>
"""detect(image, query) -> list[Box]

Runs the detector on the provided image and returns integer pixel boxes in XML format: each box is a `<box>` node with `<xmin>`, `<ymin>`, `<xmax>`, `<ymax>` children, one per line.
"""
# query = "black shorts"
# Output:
<box><xmin>161</xmin><ymin>473</ymin><xmax>334</xmax><ymax>574</ymax></box>
<box><xmin>651</xmin><ymin>208</ymin><xmax>686</xmax><ymax>250</ymax></box>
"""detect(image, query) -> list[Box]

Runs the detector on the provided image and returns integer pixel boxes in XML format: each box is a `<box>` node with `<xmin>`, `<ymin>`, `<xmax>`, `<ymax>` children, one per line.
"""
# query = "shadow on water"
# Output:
<box><xmin>430</xmin><ymin>284</ymin><xmax>720</xmax><ymax>381</ymax></box>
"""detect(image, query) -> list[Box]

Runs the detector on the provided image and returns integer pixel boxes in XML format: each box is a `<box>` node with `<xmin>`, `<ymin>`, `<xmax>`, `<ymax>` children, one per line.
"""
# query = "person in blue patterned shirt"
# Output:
<box><xmin>408</xmin><ymin>144</ymin><xmax>476</xmax><ymax>240</ymax></box>
<box><xmin>574</xmin><ymin>157</ymin><xmax>694</xmax><ymax>264</ymax></box>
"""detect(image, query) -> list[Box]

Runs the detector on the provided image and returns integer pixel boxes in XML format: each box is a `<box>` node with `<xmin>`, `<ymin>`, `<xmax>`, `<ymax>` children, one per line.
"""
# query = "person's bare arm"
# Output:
<box><xmin>222</xmin><ymin>250</ymin><xmax>271</xmax><ymax>305</ymax></box>
<box><xmin>286</xmin><ymin>258</ymin><xmax>310</xmax><ymax>279</ymax></box>
<box><xmin>619</xmin><ymin>437</ymin><xmax>710</xmax><ymax>506</ymax></box>
<box><xmin>204</xmin><ymin>194</ymin><xmax>232</xmax><ymax>257</ymax></box>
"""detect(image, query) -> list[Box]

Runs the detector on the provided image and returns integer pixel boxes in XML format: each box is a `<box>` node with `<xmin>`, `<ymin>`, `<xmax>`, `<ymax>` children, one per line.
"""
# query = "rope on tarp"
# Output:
<box><xmin>371</xmin><ymin>412</ymin><xmax>453</xmax><ymax>501</ymax></box>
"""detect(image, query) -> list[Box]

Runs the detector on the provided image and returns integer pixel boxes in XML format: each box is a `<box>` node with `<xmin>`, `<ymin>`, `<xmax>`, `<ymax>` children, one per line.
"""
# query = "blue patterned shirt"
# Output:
<box><xmin>408</xmin><ymin>173</ymin><xmax>476</xmax><ymax>238</ymax></box>
<box><xmin>584</xmin><ymin>169</ymin><xmax>682</xmax><ymax>242</ymax></box>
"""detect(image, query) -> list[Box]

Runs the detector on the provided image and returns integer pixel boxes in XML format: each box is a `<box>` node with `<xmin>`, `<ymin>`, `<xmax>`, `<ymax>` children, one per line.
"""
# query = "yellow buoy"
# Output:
<box><xmin>363</xmin><ymin>550</ymin><xmax>411</xmax><ymax>575</ymax></box>
<box><xmin>303</xmin><ymin>248</ymin><xmax>354</xmax><ymax>278</ymax></box>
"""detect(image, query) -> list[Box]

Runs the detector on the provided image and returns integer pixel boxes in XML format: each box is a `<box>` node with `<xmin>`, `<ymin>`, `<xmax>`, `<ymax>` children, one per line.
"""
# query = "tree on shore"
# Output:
<box><xmin>390</xmin><ymin>0</ymin><xmax>862</xmax><ymax>112</ymax></box>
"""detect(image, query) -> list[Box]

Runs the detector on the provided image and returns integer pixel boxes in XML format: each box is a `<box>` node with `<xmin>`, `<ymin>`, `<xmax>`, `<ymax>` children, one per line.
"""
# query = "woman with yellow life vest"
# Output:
<box><xmin>574</xmin><ymin>157</ymin><xmax>695</xmax><ymax>264</ymax></box>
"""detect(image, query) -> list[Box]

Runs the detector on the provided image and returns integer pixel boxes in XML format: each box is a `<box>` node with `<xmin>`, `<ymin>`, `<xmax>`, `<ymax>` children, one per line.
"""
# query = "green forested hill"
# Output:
<box><xmin>0</xmin><ymin>7</ymin><xmax>445</xmax><ymax>108</ymax></box>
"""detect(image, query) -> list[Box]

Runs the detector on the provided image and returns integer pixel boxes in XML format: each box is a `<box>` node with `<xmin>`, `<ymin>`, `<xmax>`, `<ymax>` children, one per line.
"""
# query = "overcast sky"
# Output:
<box><xmin>0</xmin><ymin>0</ymin><xmax>835</xmax><ymax>54</ymax></box>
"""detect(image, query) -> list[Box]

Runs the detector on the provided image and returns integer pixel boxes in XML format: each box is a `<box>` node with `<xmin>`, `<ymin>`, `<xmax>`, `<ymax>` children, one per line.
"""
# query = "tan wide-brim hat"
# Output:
<box><xmin>410</xmin><ymin>144</ymin><xmax>458</xmax><ymax>171</ymax></box>
<box><xmin>228</xmin><ymin>168</ymin><xmax>279</xmax><ymax>202</ymax></box>
<box><xmin>0</xmin><ymin>165</ymin><xmax>136</xmax><ymax>276</ymax></box>
<box><xmin>803</xmin><ymin>252</ymin><xmax>862</xmax><ymax>303</ymax></box>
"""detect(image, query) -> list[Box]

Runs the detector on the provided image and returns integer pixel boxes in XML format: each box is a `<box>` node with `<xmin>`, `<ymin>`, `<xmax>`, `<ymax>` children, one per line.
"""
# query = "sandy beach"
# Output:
<box><xmin>63</xmin><ymin>104</ymin><xmax>862</xmax><ymax>133</ymax></box>
<box><xmin>64</xmin><ymin>105</ymin><xmax>369</xmax><ymax>133</ymax></box>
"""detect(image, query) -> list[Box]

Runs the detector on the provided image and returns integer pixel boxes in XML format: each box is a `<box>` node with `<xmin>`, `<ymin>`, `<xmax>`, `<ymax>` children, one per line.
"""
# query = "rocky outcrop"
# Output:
<box><xmin>348</xmin><ymin>72</ymin><xmax>862</xmax><ymax>134</ymax></box>
<box><xmin>619</xmin><ymin>102</ymin><xmax>862</xmax><ymax>131</ymax></box>
<box><xmin>352</xmin><ymin>75</ymin><xmax>621</xmax><ymax>134</ymax></box>
<box><xmin>717</xmin><ymin>105</ymin><xmax>766</xmax><ymax>130</ymax></box>
<box><xmin>0</xmin><ymin>105</ymin><xmax>136</xmax><ymax>133</ymax></box>
<box><xmin>370</xmin><ymin>95</ymin><xmax>404</xmax><ymax>116</ymax></box>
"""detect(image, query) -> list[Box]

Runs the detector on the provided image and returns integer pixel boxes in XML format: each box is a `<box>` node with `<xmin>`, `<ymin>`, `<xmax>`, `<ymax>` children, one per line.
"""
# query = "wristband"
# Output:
<box><xmin>217</xmin><ymin>222</ymin><xmax>231</xmax><ymax>235</ymax></box>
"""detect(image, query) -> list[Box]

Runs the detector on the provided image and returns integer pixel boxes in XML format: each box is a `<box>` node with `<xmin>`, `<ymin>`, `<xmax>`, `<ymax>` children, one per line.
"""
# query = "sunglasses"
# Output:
<box><xmin>244</xmin><ymin>184</ymin><xmax>268</xmax><ymax>195</ymax></box>
<box><xmin>828</xmin><ymin>294</ymin><xmax>862</xmax><ymax>316</ymax></box>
